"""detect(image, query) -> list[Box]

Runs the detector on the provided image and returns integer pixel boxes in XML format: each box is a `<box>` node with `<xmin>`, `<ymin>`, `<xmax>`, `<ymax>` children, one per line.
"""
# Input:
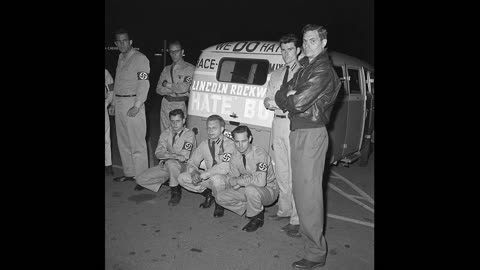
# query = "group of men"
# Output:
<box><xmin>105</xmin><ymin>24</ymin><xmax>341</xmax><ymax>270</ymax></box>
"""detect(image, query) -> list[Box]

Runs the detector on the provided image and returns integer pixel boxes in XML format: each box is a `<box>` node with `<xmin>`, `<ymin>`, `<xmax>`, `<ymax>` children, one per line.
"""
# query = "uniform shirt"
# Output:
<box><xmin>155</xmin><ymin>127</ymin><xmax>196</xmax><ymax>161</ymax></box>
<box><xmin>156</xmin><ymin>59</ymin><xmax>195</xmax><ymax>97</ymax></box>
<box><xmin>105</xmin><ymin>69</ymin><xmax>114</xmax><ymax>104</ymax></box>
<box><xmin>264</xmin><ymin>62</ymin><xmax>301</xmax><ymax>116</ymax></box>
<box><xmin>186</xmin><ymin>135</ymin><xmax>236</xmax><ymax>176</ymax></box>
<box><xmin>229</xmin><ymin>145</ymin><xmax>277</xmax><ymax>189</ymax></box>
<box><xmin>113</xmin><ymin>49</ymin><xmax>150</xmax><ymax>108</ymax></box>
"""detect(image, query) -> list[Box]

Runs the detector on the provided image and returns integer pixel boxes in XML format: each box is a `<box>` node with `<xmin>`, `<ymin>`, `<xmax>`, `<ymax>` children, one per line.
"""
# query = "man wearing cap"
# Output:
<box><xmin>111</xmin><ymin>28</ymin><xmax>150</xmax><ymax>183</ymax></box>
<box><xmin>134</xmin><ymin>109</ymin><xmax>196</xmax><ymax>206</ymax></box>
<box><xmin>156</xmin><ymin>40</ymin><xmax>195</xmax><ymax>133</ymax></box>
<box><xmin>263</xmin><ymin>33</ymin><xmax>302</xmax><ymax>237</ymax></box>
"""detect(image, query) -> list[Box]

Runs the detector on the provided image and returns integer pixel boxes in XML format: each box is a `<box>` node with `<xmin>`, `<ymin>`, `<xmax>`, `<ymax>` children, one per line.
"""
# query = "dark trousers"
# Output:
<box><xmin>290</xmin><ymin>127</ymin><xmax>328</xmax><ymax>262</ymax></box>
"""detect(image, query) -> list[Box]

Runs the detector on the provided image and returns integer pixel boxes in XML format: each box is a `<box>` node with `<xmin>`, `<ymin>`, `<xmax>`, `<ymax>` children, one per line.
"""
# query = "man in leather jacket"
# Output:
<box><xmin>275</xmin><ymin>24</ymin><xmax>341</xmax><ymax>270</ymax></box>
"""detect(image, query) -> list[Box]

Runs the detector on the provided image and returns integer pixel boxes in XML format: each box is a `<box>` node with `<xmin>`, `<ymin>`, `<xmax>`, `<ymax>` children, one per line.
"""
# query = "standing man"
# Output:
<box><xmin>134</xmin><ymin>109</ymin><xmax>195</xmax><ymax>206</ymax></box>
<box><xmin>263</xmin><ymin>33</ymin><xmax>301</xmax><ymax>237</ymax></box>
<box><xmin>105</xmin><ymin>68</ymin><xmax>114</xmax><ymax>176</ymax></box>
<box><xmin>156</xmin><ymin>40</ymin><xmax>195</xmax><ymax>133</ymax></box>
<box><xmin>177</xmin><ymin>115</ymin><xmax>236</xmax><ymax>217</ymax></box>
<box><xmin>111</xmin><ymin>28</ymin><xmax>150</xmax><ymax>183</ymax></box>
<box><xmin>215</xmin><ymin>126</ymin><xmax>279</xmax><ymax>233</ymax></box>
<box><xmin>275</xmin><ymin>24</ymin><xmax>341</xmax><ymax>270</ymax></box>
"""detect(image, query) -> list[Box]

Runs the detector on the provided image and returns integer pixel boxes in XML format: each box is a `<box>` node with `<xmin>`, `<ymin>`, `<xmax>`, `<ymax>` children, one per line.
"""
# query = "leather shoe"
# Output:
<box><xmin>287</xmin><ymin>228</ymin><xmax>302</xmax><ymax>238</ymax></box>
<box><xmin>199</xmin><ymin>189</ymin><xmax>215</xmax><ymax>208</ymax></box>
<box><xmin>280</xmin><ymin>223</ymin><xmax>299</xmax><ymax>233</ymax></box>
<box><xmin>168</xmin><ymin>186</ymin><xmax>182</xmax><ymax>206</ymax></box>
<box><xmin>242</xmin><ymin>211</ymin><xmax>264</xmax><ymax>232</ymax></box>
<box><xmin>292</xmin><ymin>258</ymin><xmax>325</xmax><ymax>269</ymax></box>
<box><xmin>134</xmin><ymin>184</ymin><xmax>145</xmax><ymax>191</ymax></box>
<box><xmin>113</xmin><ymin>176</ymin><xmax>134</xmax><ymax>182</ymax></box>
<box><xmin>267</xmin><ymin>214</ymin><xmax>289</xmax><ymax>221</ymax></box>
<box><xmin>213</xmin><ymin>202</ymin><xmax>224</xmax><ymax>217</ymax></box>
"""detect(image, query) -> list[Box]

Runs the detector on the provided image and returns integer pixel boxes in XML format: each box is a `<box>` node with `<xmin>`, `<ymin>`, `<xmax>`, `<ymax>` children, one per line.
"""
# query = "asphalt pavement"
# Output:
<box><xmin>105</xmin><ymin>97</ymin><xmax>374</xmax><ymax>270</ymax></box>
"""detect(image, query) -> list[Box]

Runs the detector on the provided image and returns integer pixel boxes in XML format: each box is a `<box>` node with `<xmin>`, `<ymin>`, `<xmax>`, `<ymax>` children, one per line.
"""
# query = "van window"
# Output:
<box><xmin>333</xmin><ymin>66</ymin><xmax>347</xmax><ymax>98</ymax></box>
<box><xmin>217</xmin><ymin>58</ymin><xmax>269</xmax><ymax>85</ymax></box>
<box><xmin>347</xmin><ymin>68</ymin><xmax>361</xmax><ymax>94</ymax></box>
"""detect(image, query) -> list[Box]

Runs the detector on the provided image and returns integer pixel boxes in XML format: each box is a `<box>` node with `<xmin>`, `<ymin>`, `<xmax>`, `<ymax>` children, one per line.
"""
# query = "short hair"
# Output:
<box><xmin>232</xmin><ymin>125</ymin><xmax>252</xmax><ymax>140</ymax></box>
<box><xmin>279</xmin><ymin>33</ymin><xmax>299</xmax><ymax>47</ymax></box>
<box><xmin>169</xmin><ymin>109</ymin><xmax>185</xmax><ymax>119</ymax></box>
<box><xmin>114</xmin><ymin>28</ymin><xmax>131</xmax><ymax>40</ymax></box>
<box><xmin>302</xmin><ymin>24</ymin><xmax>327</xmax><ymax>40</ymax></box>
<box><xmin>169</xmin><ymin>40</ymin><xmax>182</xmax><ymax>50</ymax></box>
<box><xmin>206</xmin><ymin>114</ymin><xmax>225</xmax><ymax>127</ymax></box>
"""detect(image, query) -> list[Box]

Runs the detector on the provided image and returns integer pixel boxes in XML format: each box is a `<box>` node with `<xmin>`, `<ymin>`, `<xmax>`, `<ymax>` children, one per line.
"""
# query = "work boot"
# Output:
<box><xmin>199</xmin><ymin>189</ymin><xmax>215</xmax><ymax>208</ymax></box>
<box><xmin>213</xmin><ymin>201</ymin><xmax>224</xmax><ymax>217</ymax></box>
<box><xmin>242</xmin><ymin>210</ymin><xmax>264</xmax><ymax>232</ymax></box>
<box><xmin>168</xmin><ymin>186</ymin><xmax>182</xmax><ymax>206</ymax></box>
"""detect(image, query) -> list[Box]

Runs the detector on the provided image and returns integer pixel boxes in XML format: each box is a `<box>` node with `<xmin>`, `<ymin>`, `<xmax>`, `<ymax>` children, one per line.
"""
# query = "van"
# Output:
<box><xmin>187</xmin><ymin>41</ymin><xmax>374</xmax><ymax>166</ymax></box>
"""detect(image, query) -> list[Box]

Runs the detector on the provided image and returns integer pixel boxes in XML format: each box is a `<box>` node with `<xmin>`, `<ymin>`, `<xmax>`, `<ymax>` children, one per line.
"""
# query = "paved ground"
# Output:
<box><xmin>105</xmin><ymin>97</ymin><xmax>374</xmax><ymax>270</ymax></box>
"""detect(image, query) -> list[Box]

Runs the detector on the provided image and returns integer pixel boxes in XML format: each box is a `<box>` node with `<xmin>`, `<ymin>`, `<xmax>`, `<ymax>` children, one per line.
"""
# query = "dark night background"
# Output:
<box><xmin>105</xmin><ymin>0</ymin><xmax>374</xmax><ymax>73</ymax></box>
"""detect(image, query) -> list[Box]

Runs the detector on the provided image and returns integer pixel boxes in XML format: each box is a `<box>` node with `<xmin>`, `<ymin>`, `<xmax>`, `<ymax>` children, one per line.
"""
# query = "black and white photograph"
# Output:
<box><xmin>105</xmin><ymin>0</ymin><xmax>374</xmax><ymax>269</ymax></box>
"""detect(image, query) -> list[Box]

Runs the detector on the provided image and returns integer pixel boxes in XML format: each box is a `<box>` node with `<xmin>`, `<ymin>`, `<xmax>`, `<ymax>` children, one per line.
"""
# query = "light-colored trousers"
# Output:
<box><xmin>114</xmin><ymin>97</ymin><xmax>148</xmax><ymax>177</ymax></box>
<box><xmin>272</xmin><ymin>117</ymin><xmax>298</xmax><ymax>225</ymax></box>
<box><xmin>216</xmin><ymin>176</ymin><xmax>279</xmax><ymax>217</ymax></box>
<box><xmin>160</xmin><ymin>98</ymin><xmax>186</xmax><ymax>133</ymax></box>
<box><xmin>105</xmin><ymin>102</ymin><xmax>112</xmax><ymax>166</ymax></box>
<box><xmin>290</xmin><ymin>127</ymin><xmax>328</xmax><ymax>262</ymax></box>
<box><xmin>135</xmin><ymin>159</ymin><xmax>185</xmax><ymax>192</ymax></box>
<box><xmin>177</xmin><ymin>173</ymin><xmax>228</xmax><ymax>197</ymax></box>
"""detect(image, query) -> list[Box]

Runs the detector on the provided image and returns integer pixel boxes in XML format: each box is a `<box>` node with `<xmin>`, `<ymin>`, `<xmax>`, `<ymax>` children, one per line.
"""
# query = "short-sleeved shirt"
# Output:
<box><xmin>156</xmin><ymin>59</ymin><xmax>195</xmax><ymax>98</ymax></box>
<box><xmin>186</xmin><ymin>135</ymin><xmax>236</xmax><ymax>175</ymax></box>
<box><xmin>113</xmin><ymin>49</ymin><xmax>150</xmax><ymax>107</ymax></box>
<box><xmin>228</xmin><ymin>145</ymin><xmax>277</xmax><ymax>189</ymax></box>
<box><xmin>155</xmin><ymin>127</ymin><xmax>196</xmax><ymax>161</ymax></box>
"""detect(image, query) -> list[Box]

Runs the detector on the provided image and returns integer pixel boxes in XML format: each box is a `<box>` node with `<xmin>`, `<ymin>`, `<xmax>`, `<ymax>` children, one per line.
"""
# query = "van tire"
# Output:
<box><xmin>359</xmin><ymin>138</ymin><xmax>371</xmax><ymax>167</ymax></box>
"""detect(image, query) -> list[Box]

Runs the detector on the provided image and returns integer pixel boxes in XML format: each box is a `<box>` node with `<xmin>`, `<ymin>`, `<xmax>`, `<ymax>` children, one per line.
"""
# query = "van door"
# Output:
<box><xmin>328</xmin><ymin>65</ymin><xmax>349</xmax><ymax>163</ymax></box>
<box><xmin>342</xmin><ymin>66</ymin><xmax>367</xmax><ymax>157</ymax></box>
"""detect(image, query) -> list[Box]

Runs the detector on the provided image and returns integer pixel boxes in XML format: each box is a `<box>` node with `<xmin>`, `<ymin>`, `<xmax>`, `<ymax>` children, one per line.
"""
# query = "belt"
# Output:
<box><xmin>115</xmin><ymin>94</ymin><xmax>136</xmax><ymax>97</ymax></box>
<box><xmin>164</xmin><ymin>95</ymin><xmax>188</xmax><ymax>102</ymax></box>
<box><xmin>274</xmin><ymin>115</ymin><xmax>287</xmax><ymax>118</ymax></box>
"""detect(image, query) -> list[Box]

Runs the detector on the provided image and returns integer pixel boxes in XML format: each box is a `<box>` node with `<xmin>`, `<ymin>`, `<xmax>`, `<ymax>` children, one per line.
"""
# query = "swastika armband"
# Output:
<box><xmin>184</xmin><ymin>76</ymin><xmax>192</xmax><ymax>83</ymax></box>
<box><xmin>221</xmin><ymin>153</ymin><xmax>232</xmax><ymax>162</ymax></box>
<box><xmin>137</xmin><ymin>72</ymin><xmax>149</xmax><ymax>80</ymax></box>
<box><xmin>183</xmin><ymin>142</ymin><xmax>193</xmax><ymax>151</ymax></box>
<box><xmin>256</xmin><ymin>162</ymin><xmax>267</xmax><ymax>172</ymax></box>
<box><xmin>223</xmin><ymin>130</ymin><xmax>233</xmax><ymax>140</ymax></box>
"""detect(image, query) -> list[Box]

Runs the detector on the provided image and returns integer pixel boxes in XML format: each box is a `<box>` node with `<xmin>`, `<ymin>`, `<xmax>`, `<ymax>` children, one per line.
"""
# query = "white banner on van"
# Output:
<box><xmin>188</xmin><ymin>91</ymin><xmax>274</xmax><ymax>128</ymax></box>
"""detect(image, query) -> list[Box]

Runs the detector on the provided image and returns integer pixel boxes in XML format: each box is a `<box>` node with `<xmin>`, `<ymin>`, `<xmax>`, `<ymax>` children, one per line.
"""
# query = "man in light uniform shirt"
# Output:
<box><xmin>105</xmin><ymin>68</ymin><xmax>114</xmax><ymax>176</ymax></box>
<box><xmin>111</xmin><ymin>28</ymin><xmax>150</xmax><ymax>183</ymax></box>
<box><xmin>263</xmin><ymin>33</ymin><xmax>302</xmax><ymax>237</ymax></box>
<box><xmin>135</xmin><ymin>109</ymin><xmax>196</xmax><ymax>206</ymax></box>
<box><xmin>177</xmin><ymin>115</ymin><xmax>236</xmax><ymax>217</ymax></box>
<box><xmin>156</xmin><ymin>40</ymin><xmax>195</xmax><ymax>133</ymax></box>
<box><xmin>215</xmin><ymin>125</ymin><xmax>279</xmax><ymax>232</ymax></box>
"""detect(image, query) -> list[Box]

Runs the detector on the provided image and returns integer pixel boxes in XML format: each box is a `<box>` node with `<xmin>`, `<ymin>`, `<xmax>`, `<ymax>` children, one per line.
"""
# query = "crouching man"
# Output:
<box><xmin>177</xmin><ymin>114</ymin><xmax>236</xmax><ymax>217</ymax></box>
<box><xmin>216</xmin><ymin>125</ymin><xmax>279</xmax><ymax>232</ymax></box>
<box><xmin>134</xmin><ymin>109</ymin><xmax>195</xmax><ymax>206</ymax></box>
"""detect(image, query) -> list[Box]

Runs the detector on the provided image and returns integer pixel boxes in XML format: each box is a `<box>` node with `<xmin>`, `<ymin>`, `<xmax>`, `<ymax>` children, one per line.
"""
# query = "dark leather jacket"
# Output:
<box><xmin>275</xmin><ymin>50</ymin><xmax>341</xmax><ymax>130</ymax></box>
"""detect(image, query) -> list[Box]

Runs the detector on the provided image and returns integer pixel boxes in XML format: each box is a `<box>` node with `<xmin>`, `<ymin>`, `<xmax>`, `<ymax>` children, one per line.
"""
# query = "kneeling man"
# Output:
<box><xmin>135</xmin><ymin>109</ymin><xmax>195</xmax><ymax>206</ymax></box>
<box><xmin>216</xmin><ymin>125</ymin><xmax>279</xmax><ymax>232</ymax></box>
<box><xmin>177</xmin><ymin>114</ymin><xmax>236</xmax><ymax>217</ymax></box>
